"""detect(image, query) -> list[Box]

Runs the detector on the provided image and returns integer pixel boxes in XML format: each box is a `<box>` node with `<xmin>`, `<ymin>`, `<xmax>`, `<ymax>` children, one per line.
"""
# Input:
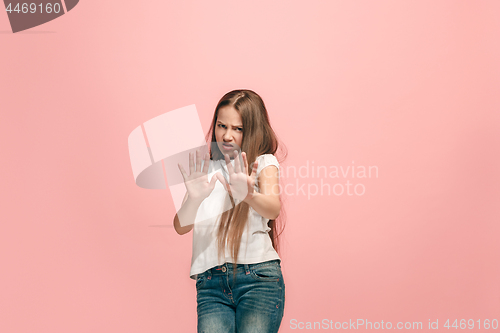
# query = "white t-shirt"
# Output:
<box><xmin>189</xmin><ymin>154</ymin><xmax>281</xmax><ymax>280</ymax></box>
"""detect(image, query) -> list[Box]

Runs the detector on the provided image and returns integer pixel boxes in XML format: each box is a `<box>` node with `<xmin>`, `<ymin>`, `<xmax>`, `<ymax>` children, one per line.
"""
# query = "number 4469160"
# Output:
<box><xmin>444</xmin><ymin>319</ymin><xmax>498</xmax><ymax>329</ymax></box>
<box><xmin>5</xmin><ymin>3</ymin><xmax>62</xmax><ymax>14</ymax></box>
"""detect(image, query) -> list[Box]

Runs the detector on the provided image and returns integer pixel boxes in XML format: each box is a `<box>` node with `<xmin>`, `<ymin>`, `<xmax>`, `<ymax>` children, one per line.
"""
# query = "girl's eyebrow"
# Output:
<box><xmin>217</xmin><ymin>120</ymin><xmax>243</xmax><ymax>127</ymax></box>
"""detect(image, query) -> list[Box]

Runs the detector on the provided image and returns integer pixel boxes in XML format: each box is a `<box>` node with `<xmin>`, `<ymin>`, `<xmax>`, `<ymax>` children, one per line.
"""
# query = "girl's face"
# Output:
<box><xmin>215</xmin><ymin>106</ymin><xmax>243</xmax><ymax>159</ymax></box>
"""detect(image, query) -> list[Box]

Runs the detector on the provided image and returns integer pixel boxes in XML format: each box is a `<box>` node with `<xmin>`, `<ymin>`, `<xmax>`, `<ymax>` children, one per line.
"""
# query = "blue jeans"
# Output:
<box><xmin>196</xmin><ymin>259</ymin><xmax>285</xmax><ymax>333</ymax></box>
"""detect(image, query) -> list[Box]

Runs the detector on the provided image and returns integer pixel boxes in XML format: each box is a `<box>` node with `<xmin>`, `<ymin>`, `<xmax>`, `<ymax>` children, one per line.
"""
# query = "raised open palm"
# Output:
<box><xmin>178</xmin><ymin>150</ymin><xmax>225</xmax><ymax>202</ymax></box>
<box><xmin>220</xmin><ymin>150</ymin><xmax>259</xmax><ymax>203</ymax></box>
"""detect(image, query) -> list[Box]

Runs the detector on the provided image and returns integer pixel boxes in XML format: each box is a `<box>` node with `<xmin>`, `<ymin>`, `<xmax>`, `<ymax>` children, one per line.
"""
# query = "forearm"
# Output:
<box><xmin>173</xmin><ymin>196</ymin><xmax>203</xmax><ymax>234</ymax></box>
<box><xmin>244</xmin><ymin>191</ymin><xmax>281</xmax><ymax>220</ymax></box>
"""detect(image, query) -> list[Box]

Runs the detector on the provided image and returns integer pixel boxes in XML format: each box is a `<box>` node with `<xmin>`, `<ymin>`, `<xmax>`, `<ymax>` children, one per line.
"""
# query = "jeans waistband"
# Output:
<box><xmin>199</xmin><ymin>259</ymin><xmax>280</xmax><ymax>278</ymax></box>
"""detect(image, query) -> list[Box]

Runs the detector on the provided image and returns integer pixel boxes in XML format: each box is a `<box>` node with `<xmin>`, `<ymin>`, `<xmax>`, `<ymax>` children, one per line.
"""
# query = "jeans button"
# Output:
<box><xmin>221</xmin><ymin>266</ymin><xmax>227</xmax><ymax>272</ymax></box>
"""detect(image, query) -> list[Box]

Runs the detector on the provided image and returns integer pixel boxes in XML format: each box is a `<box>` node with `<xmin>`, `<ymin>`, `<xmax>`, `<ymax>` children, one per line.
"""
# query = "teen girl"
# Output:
<box><xmin>173</xmin><ymin>89</ymin><xmax>286</xmax><ymax>333</ymax></box>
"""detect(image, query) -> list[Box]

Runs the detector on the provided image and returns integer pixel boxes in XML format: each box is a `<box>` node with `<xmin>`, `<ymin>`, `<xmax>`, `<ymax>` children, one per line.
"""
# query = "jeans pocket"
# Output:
<box><xmin>251</xmin><ymin>263</ymin><xmax>281</xmax><ymax>282</ymax></box>
<box><xmin>195</xmin><ymin>275</ymin><xmax>206</xmax><ymax>289</ymax></box>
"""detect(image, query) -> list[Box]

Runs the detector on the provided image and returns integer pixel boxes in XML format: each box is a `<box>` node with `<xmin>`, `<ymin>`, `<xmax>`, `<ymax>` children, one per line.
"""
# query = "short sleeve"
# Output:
<box><xmin>255</xmin><ymin>154</ymin><xmax>280</xmax><ymax>178</ymax></box>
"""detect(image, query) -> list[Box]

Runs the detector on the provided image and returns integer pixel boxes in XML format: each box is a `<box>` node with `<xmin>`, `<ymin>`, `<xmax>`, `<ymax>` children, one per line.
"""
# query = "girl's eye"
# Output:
<box><xmin>217</xmin><ymin>124</ymin><xmax>242</xmax><ymax>132</ymax></box>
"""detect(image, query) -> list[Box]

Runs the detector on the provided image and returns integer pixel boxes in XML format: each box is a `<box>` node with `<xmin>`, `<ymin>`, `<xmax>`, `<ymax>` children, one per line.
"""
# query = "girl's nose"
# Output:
<box><xmin>223</xmin><ymin>130</ymin><xmax>233</xmax><ymax>141</ymax></box>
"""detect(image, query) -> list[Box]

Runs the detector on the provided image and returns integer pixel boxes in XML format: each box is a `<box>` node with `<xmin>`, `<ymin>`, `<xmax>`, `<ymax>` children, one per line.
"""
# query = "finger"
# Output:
<box><xmin>178</xmin><ymin>163</ymin><xmax>187</xmax><ymax>180</ymax></box>
<box><xmin>233</xmin><ymin>150</ymin><xmax>241</xmax><ymax>173</ymax></box>
<box><xmin>188</xmin><ymin>152</ymin><xmax>194</xmax><ymax>175</ymax></box>
<box><xmin>242</xmin><ymin>152</ymin><xmax>249</xmax><ymax>175</ymax></box>
<box><xmin>239</xmin><ymin>151</ymin><xmax>245</xmax><ymax>172</ymax></box>
<box><xmin>202</xmin><ymin>153</ymin><xmax>210</xmax><ymax>174</ymax></box>
<box><xmin>195</xmin><ymin>149</ymin><xmax>202</xmax><ymax>172</ymax></box>
<box><xmin>225</xmin><ymin>153</ymin><xmax>235</xmax><ymax>175</ymax></box>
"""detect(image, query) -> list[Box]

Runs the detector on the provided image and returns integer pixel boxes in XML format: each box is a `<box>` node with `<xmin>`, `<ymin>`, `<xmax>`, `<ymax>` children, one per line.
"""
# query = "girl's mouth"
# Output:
<box><xmin>222</xmin><ymin>143</ymin><xmax>234</xmax><ymax>150</ymax></box>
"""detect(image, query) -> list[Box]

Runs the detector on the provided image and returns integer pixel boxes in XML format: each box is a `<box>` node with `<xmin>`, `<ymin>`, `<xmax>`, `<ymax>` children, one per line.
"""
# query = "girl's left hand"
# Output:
<box><xmin>222</xmin><ymin>151</ymin><xmax>258</xmax><ymax>203</ymax></box>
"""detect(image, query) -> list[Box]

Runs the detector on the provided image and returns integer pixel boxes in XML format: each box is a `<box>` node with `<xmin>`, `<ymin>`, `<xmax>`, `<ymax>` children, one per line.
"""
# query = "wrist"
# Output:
<box><xmin>243</xmin><ymin>189</ymin><xmax>258</xmax><ymax>204</ymax></box>
<box><xmin>186</xmin><ymin>195</ymin><xmax>205</xmax><ymax>206</ymax></box>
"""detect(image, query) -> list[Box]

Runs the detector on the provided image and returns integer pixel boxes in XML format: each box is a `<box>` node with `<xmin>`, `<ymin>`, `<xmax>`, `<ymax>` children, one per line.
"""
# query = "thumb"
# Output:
<box><xmin>214</xmin><ymin>172</ymin><xmax>230</xmax><ymax>192</ymax></box>
<box><xmin>209</xmin><ymin>174</ymin><xmax>218</xmax><ymax>189</ymax></box>
<box><xmin>250</xmin><ymin>160</ymin><xmax>259</xmax><ymax>179</ymax></box>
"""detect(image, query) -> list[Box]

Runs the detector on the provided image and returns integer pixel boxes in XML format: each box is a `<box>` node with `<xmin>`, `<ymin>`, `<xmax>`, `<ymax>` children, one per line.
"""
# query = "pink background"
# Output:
<box><xmin>1</xmin><ymin>1</ymin><xmax>499</xmax><ymax>332</ymax></box>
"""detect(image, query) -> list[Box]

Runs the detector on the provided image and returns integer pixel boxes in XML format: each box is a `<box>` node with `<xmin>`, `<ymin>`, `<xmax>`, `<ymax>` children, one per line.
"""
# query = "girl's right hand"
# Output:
<box><xmin>178</xmin><ymin>149</ymin><xmax>224</xmax><ymax>202</ymax></box>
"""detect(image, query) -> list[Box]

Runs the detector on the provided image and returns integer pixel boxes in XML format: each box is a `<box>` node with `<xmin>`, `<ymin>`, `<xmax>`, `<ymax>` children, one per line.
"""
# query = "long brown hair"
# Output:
<box><xmin>205</xmin><ymin>89</ymin><xmax>287</xmax><ymax>280</ymax></box>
